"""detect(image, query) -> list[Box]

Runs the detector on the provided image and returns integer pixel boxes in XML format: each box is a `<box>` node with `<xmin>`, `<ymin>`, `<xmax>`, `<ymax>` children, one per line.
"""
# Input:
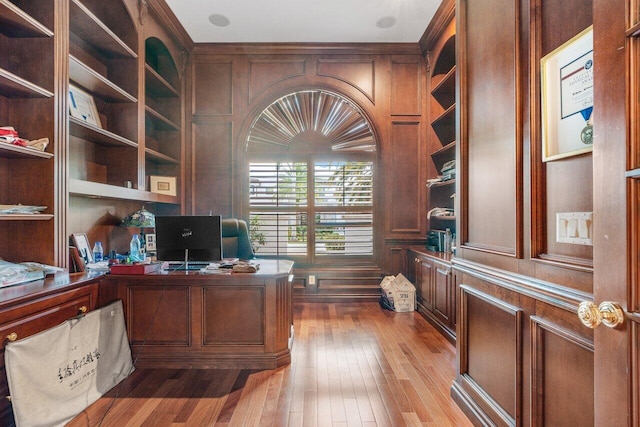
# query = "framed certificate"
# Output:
<box><xmin>541</xmin><ymin>26</ymin><xmax>593</xmax><ymax>162</ymax></box>
<box><xmin>69</xmin><ymin>84</ymin><xmax>101</xmax><ymax>128</ymax></box>
<box><xmin>149</xmin><ymin>175</ymin><xmax>177</xmax><ymax>196</ymax></box>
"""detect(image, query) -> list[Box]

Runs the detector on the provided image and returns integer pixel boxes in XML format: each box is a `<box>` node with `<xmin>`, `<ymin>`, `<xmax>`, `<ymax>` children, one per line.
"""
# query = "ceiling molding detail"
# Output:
<box><xmin>246</xmin><ymin>90</ymin><xmax>376</xmax><ymax>152</ymax></box>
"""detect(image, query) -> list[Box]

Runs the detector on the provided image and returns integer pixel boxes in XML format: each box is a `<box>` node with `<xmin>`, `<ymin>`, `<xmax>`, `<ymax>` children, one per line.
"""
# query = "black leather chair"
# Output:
<box><xmin>221</xmin><ymin>218</ymin><xmax>255</xmax><ymax>260</ymax></box>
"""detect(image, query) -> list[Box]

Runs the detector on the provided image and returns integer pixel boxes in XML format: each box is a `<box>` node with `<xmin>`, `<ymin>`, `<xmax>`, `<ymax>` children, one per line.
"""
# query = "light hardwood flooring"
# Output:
<box><xmin>67</xmin><ymin>302</ymin><xmax>472</xmax><ymax>426</ymax></box>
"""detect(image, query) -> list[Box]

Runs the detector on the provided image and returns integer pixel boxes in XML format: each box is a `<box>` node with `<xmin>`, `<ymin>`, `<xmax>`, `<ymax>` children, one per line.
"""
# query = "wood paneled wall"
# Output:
<box><xmin>186</xmin><ymin>44</ymin><xmax>430</xmax><ymax>299</ymax></box>
<box><xmin>454</xmin><ymin>0</ymin><xmax>600</xmax><ymax>424</ymax></box>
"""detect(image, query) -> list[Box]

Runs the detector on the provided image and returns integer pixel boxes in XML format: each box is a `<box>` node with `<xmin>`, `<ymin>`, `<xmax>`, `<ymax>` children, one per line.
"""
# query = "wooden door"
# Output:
<box><xmin>591</xmin><ymin>0</ymin><xmax>636</xmax><ymax>424</ymax></box>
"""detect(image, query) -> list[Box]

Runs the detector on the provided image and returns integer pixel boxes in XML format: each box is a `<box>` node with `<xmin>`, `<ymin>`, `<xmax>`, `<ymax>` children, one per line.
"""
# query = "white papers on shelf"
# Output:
<box><xmin>0</xmin><ymin>261</ymin><xmax>42</xmax><ymax>288</ymax></box>
<box><xmin>199</xmin><ymin>265</ymin><xmax>232</xmax><ymax>274</ymax></box>
<box><xmin>0</xmin><ymin>205</ymin><xmax>47</xmax><ymax>214</ymax></box>
<box><xmin>86</xmin><ymin>261</ymin><xmax>110</xmax><ymax>272</ymax></box>
<box><xmin>0</xmin><ymin>260</ymin><xmax>63</xmax><ymax>288</ymax></box>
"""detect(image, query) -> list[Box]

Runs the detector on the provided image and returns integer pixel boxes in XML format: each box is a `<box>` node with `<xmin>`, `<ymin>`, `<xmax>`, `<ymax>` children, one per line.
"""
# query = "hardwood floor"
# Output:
<box><xmin>67</xmin><ymin>303</ymin><xmax>472</xmax><ymax>426</ymax></box>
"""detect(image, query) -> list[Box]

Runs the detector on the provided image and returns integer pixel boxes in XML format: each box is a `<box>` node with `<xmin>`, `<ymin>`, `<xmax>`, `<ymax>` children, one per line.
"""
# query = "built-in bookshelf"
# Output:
<box><xmin>0</xmin><ymin>0</ymin><xmax>186</xmax><ymax>266</ymax></box>
<box><xmin>0</xmin><ymin>0</ymin><xmax>56</xmax><ymax>263</ymax></box>
<box><xmin>144</xmin><ymin>37</ymin><xmax>182</xmax><ymax>194</ymax></box>
<box><xmin>427</xmin><ymin>30</ymin><xmax>456</xmax><ymax>236</ymax></box>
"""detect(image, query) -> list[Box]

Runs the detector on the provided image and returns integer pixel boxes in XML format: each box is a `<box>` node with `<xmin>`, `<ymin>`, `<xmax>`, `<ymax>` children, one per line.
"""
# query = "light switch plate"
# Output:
<box><xmin>556</xmin><ymin>212</ymin><xmax>593</xmax><ymax>245</ymax></box>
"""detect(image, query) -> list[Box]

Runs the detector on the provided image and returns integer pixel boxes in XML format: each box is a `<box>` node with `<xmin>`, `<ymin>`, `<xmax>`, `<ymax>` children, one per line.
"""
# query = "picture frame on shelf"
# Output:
<box><xmin>145</xmin><ymin>233</ymin><xmax>156</xmax><ymax>252</ymax></box>
<box><xmin>68</xmin><ymin>84</ymin><xmax>101</xmax><ymax>128</ymax></box>
<box><xmin>69</xmin><ymin>246</ymin><xmax>86</xmax><ymax>273</ymax></box>
<box><xmin>541</xmin><ymin>26</ymin><xmax>593</xmax><ymax>162</ymax></box>
<box><xmin>149</xmin><ymin>175</ymin><xmax>177</xmax><ymax>196</ymax></box>
<box><xmin>71</xmin><ymin>233</ymin><xmax>93</xmax><ymax>264</ymax></box>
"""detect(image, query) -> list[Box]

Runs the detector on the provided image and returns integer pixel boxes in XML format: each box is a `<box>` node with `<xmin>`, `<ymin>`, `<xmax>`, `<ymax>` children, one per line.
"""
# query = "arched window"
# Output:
<box><xmin>245</xmin><ymin>90</ymin><xmax>377</xmax><ymax>264</ymax></box>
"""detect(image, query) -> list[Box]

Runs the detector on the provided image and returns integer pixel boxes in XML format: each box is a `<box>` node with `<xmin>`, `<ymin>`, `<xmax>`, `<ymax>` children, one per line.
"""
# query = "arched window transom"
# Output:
<box><xmin>245</xmin><ymin>90</ymin><xmax>376</xmax><ymax>152</ymax></box>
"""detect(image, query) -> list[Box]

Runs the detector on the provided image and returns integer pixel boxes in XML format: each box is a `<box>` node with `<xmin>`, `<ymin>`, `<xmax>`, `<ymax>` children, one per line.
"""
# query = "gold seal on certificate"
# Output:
<box><xmin>580</xmin><ymin>121</ymin><xmax>593</xmax><ymax>144</ymax></box>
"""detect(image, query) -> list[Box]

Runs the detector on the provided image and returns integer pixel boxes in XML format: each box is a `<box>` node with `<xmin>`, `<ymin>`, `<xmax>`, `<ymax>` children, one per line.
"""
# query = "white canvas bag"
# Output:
<box><xmin>4</xmin><ymin>299</ymin><xmax>134</xmax><ymax>427</ymax></box>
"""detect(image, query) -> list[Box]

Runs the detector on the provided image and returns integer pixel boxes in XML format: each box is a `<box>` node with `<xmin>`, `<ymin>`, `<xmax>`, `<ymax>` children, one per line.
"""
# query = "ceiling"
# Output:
<box><xmin>164</xmin><ymin>0</ymin><xmax>442</xmax><ymax>44</ymax></box>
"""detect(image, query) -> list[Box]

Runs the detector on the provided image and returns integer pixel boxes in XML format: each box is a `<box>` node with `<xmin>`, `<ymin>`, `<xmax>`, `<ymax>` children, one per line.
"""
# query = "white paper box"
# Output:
<box><xmin>380</xmin><ymin>273</ymin><xmax>416</xmax><ymax>312</ymax></box>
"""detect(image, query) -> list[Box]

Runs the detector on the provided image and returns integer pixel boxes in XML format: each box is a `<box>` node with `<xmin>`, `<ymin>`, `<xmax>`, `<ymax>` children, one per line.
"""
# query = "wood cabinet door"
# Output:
<box><xmin>432</xmin><ymin>261</ymin><xmax>452</xmax><ymax>328</ymax></box>
<box><xmin>417</xmin><ymin>256</ymin><xmax>434</xmax><ymax>310</ymax></box>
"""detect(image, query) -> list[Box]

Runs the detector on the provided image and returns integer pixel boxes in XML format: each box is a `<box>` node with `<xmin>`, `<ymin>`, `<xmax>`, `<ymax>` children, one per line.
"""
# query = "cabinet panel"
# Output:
<box><xmin>390</xmin><ymin>59</ymin><xmax>422</xmax><ymax>116</ymax></box>
<box><xmin>193</xmin><ymin>61</ymin><xmax>233</xmax><ymax>115</ymax></box>
<box><xmin>318</xmin><ymin>59</ymin><xmax>375</xmax><ymax>103</ymax></box>
<box><xmin>433</xmin><ymin>261</ymin><xmax>452</xmax><ymax>327</ymax></box>
<box><xmin>418</xmin><ymin>256</ymin><xmax>434</xmax><ymax>309</ymax></box>
<box><xmin>127</xmin><ymin>286</ymin><xmax>190</xmax><ymax>345</ymax></box>
<box><xmin>461</xmin><ymin>285</ymin><xmax>521</xmax><ymax>422</ymax></box>
<box><xmin>407</xmin><ymin>249</ymin><xmax>455</xmax><ymax>342</ymax></box>
<box><xmin>531</xmin><ymin>316</ymin><xmax>594</xmax><ymax>426</ymax></box>
<box><xmin>192</xmin><ymin>122</ymin><xmax>233</xmax><ymax>216</ymax></box>
<box><xmin>389</xmin><ymin>122</ymin><xmax>423</xmax><ymax>234</ymax></box>
<box><xmin>202</xmin><ymin>286</ymin><xmax>264</xmax><ymax>346</ymax></box>
<box><xmin>464</xmin><ymin>0</ymin><xmax>517</xmax><ymax>254</ymax></box>
<box><xmin>249</xmin><ymin>59</ymin><xmax>306</xmax><ymax>102</ymax></box>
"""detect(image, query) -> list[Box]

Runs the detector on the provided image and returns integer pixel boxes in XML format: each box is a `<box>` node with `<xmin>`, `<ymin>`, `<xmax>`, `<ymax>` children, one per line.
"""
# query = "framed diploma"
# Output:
<box><xmin>541</xmin><ymin>26</ymin><xmax>593</xmax><ymax>162</ymax></box>
<box><xmin>69</xmin><ymin>84</ymin><xmax>101</xmax><ymax>128</ymax></box>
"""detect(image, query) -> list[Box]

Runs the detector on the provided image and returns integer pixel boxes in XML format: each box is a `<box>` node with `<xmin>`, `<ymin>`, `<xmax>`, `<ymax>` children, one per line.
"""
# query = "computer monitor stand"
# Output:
<box><xmin>184</xmin><ymin>248</ymin><xmax>189</xmax><ymax>270</ymax></box>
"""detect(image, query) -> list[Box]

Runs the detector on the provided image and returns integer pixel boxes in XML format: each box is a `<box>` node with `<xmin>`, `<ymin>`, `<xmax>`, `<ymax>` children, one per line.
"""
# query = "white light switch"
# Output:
<box><xmin>556</xmin><ymin>212</ymin><xmax>593</xmax><ymax>245</ymax></box>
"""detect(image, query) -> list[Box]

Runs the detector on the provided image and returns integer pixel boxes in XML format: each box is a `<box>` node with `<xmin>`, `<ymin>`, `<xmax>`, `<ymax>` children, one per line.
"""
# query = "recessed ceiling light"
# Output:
<box><xmin>376</xmin><ymin>16</ymin><xmax>397</xmax><ymax>29</ymax></box>
<box><xmin>208</xmin><ymin>14</ymin><xmax>230</xmax><ymax>27</ymax></box>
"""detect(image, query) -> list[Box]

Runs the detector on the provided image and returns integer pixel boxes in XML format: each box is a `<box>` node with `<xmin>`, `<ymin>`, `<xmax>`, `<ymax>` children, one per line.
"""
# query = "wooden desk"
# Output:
<box><xmin>99</xmin><ymin>260</ymin><xmax>294</xmax><ymax>369</ymax></box>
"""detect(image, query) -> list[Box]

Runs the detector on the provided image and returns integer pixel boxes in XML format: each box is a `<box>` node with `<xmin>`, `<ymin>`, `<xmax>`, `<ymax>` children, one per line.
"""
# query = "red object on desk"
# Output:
<box><xmin>109</xmin><ymin>262</ymin><xmax>164</xmax><ymax>275</ymax></box>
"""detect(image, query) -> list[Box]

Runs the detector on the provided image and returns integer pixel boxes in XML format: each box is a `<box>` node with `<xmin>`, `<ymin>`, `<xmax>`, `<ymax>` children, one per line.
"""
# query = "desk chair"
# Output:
<box><xmin>221</xmin><ymin>218</ymin><xmax>255</xmax><ymax>260</ymax></box>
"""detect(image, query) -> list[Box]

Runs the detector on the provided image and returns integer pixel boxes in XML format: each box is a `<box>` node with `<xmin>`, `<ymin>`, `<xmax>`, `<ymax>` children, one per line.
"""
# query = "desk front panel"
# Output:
<box><xmin>103</xmin><ymin>264</ymin><xmax>293</xmax><ymax>369</ymax></box>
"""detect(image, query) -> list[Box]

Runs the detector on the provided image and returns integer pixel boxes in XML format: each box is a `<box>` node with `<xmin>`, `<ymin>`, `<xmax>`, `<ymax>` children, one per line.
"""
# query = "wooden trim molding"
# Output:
<box><xmin>419</xmin><ymin>0</ymin><xmax>455</xmax><ymax>55</ymax></box>
<box><xmin>460</xmin><ymin>242</ymin><xmax>517</xmax><ymax>257</ymax></box>
<box><xmin>192</xmin><ymin>43</ymin><xmax>421</xmax><ymax>56</ymax></box>
<box><xmin>145</xmin><ymin>0</ymin><xmax>193</xmax><ymax>51</ymax></box>
<box><xmin>453</xmin><ymin>257</ymin><xmax>591</xmax><ymax>312</ymax></box>
<box><xmin>529</xmin><ymin>0</ymin><xmax>547</xmax><ymax>262</ymax></box>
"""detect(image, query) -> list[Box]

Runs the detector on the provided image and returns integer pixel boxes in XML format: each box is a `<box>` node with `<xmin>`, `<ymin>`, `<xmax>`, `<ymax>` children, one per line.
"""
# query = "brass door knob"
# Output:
<box><xmin>577</xmin><ymin>301</ymin><xmax>625</xmax><ymax>329</ymax></box>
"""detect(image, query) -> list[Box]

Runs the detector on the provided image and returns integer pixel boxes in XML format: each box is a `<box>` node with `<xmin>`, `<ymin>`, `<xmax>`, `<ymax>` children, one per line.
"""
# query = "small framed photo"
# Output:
<box><xmin>541</xmin><ymin>26</ymin><xmax>593</xmax><ymax>161</ymax></box>
<box><xmin>71</xmin><ymin>233</ymin><xmax>93</xmax><ymax>264</ymax></box>
<box><xmin>69</xmin><ymin>84</ymin><xmax>101</xmax><ymax>128</ymax></box>
<box><xmin>149</xmin><ymin>175</ymin><xmax>177</xmax><ymax>196</ymax></box>
<box><xmin>145</xmin><ymin>233</ymin><xmax>156</xmax><ymax>251</ymax></box>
